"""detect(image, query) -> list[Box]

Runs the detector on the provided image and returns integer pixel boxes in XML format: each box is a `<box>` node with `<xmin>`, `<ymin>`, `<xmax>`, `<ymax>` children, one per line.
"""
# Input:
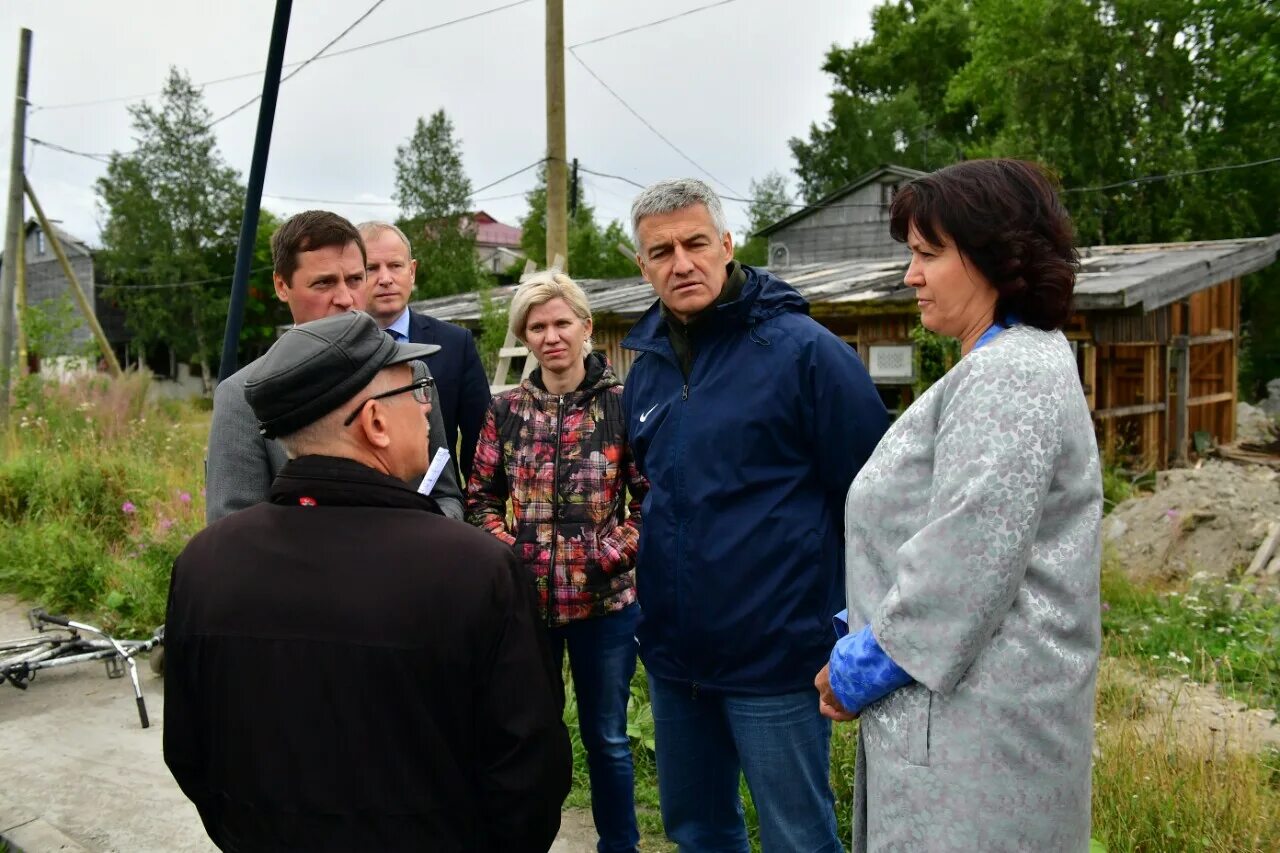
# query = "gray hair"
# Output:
<box><xmin>356</xmin><ymin>221</ymin><xmax>413</xmax><ymax>256</ymax></box>
<box><xmin>630</xmin><ymin>178</ymin><xmax>729</xmax><ymax>250</ymax></box>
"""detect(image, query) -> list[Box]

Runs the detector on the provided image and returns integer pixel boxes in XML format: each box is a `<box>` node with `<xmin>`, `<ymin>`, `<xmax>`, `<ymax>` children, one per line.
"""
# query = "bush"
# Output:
<box><xmin>1</xmin><ymin>371</ymin><xmax>207</xmax><ymax>634</ymax></box>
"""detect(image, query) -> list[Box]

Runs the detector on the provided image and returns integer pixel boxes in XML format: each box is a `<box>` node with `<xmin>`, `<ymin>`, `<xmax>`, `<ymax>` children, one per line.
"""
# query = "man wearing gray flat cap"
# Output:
<box><xmin>204</xmin><ymin>209</ymin><xmax>465</xmax><ymax>523</ymax></box>
<box><xmin>164</xmin><ymin>310</ymin><xmax>572</xmax><ymax>853</ymax></box>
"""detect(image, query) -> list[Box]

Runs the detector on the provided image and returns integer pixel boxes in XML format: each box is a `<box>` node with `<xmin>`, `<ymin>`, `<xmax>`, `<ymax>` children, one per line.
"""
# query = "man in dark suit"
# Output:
<box><xmin>360</xmin><ymin>221</ymin><xmax>491</xmax><ymax>481</ymax></box>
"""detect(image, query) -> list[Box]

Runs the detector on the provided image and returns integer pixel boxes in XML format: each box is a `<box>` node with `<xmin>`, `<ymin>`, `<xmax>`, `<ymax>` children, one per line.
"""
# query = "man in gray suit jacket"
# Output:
<box><xmin>206</xmin><ymin>210</ymin><xmax>464</xmax><ymax>524</ymax></box>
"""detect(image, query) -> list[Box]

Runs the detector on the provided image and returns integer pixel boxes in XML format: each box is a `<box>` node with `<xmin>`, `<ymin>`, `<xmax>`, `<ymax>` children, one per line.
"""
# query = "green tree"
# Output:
<box><xmin>736</xmin><ymin>171</ymin><xmax>794</xmax><ymax>266</ymax></box>
<box><xmin>518</xmin><ymin>167</ymin><xmax>638</xmax><ymax>279</ymax></box>
<box><xmin>789</xmin><ymin>0</ymin><xmax>972</xmax><ymax>202</ymax></box>
<box><xmin>793</xmin><ymin>0</ymin><xmax>1280</xmax><ymax>393</ymax></box>
<box><xmin>96</xmin><ymin>68</ymin><xmax>246</xmax><ymax>389</ymax></box>
<box><xmin>393</xmin><ymin>110</ymin><xmax>490</xmax><ymax>298</ymax></box>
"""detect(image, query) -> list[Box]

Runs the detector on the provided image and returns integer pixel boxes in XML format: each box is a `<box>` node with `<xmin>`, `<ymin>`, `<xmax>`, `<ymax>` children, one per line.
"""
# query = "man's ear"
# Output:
<box><xmin>358</xmin><ymin>400</ymin><xmax>393</xmax><ymax>449</ymax></box>
<box><xmin>273</xmin><ymin>272</ymin><xmax>290</xmax><ymax>303</ymax></box>
<box><xmin>722</xmin><ymin>230</ymin><xmax>734</xmax><ymax>263</ymax></box>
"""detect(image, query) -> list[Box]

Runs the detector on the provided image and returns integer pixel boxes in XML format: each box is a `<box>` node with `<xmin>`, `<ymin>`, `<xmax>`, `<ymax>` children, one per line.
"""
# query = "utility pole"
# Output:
<box><xmin>545</xmin><ymin>0</ymin><xmax>568</xmax><ymax>272</ymax></box>
<box><xmin>25</xmin><ymin>178</ymin><xmax>121</xmax><ymax>376</ymax></box>
<box><xmin>0</xmin><ymin>27</ymin><xmax>32</xmax><ymax>429</ymax></box>
<box><xmin>218</xmin><ymin>0</ymin><xmax>293</xmax><ymax>382</ymax></box>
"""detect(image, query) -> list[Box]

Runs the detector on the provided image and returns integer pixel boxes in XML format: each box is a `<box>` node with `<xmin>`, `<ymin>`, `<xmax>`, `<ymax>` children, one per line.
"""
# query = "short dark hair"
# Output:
<box><xmin>889</xmin><ymin>159</ymin><xmax>1078</xmax><ymax>331</ymax></box>
<box><xmin>271</xmin><ymin>210</ymin><xmax>367</xmax><ymax>286</ymax></box>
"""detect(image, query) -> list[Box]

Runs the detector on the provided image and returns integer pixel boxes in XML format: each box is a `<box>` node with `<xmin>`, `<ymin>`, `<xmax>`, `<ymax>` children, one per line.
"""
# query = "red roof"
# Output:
<box><xmin>470</xmin><ymin>211</ymin><xmax>522</xmax><ymax>248</ymax></box>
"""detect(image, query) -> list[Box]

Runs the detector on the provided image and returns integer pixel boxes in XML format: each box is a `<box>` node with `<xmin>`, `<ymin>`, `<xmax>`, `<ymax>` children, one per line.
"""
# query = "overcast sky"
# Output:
<box><xmin>0</xmin><ymin>0</ymin><xmax>876</xmax><ymax>251</ymax></box>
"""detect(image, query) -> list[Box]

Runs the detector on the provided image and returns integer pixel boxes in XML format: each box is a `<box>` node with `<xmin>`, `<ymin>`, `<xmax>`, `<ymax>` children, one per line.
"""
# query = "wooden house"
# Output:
<box><xmin>754</xmin><ymin>165</ymin><xmax>925</xmax><ymax>266</ymax></box>
<box><xmin>412</xmin><ymin>235</ymin><xmax>1280</xmax><ymax>470</ymax></box>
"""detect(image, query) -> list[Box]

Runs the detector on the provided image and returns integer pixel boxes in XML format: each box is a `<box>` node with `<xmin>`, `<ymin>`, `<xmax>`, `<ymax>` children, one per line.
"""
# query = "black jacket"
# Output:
<box><xmin>163</xmin><ymin>455</ymin><xmax>571</xmax><ymax>852</ymax></box>
<box><xmin>408</xmin><ymin>310</ymin><xmax>492</xmax><ymax>481</ymax></box>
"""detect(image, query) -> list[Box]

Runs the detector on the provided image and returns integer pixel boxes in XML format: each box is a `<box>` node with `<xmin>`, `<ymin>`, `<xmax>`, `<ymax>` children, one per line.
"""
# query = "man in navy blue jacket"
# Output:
<box><xmin>622</xmin><ymin>179</ymin><xmax>889</xmax><ymax>852</ymax></box>
<box><xmin>360</xmin><ymin>222</ymin><xmax>492</xmax><ymax>480</ymax></box>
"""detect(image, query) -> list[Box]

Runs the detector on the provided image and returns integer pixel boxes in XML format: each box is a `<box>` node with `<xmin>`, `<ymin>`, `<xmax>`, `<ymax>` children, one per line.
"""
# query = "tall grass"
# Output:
<box><xmin>1092</xmin><ymin>659</ymin><xmax>1280</xmax><ymax>852</ymax></box>
<box><xmin>0</xmin><ymin>372</ymin><xmax>208</xmax><ymax>635</ymax></box>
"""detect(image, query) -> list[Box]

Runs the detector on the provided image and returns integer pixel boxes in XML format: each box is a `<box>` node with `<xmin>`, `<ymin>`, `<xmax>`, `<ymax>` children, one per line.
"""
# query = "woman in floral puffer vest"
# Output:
<box><xmin>466</xmin><ymin>271</ymin><xmax>646</xmax><ymax>853</ymax></box>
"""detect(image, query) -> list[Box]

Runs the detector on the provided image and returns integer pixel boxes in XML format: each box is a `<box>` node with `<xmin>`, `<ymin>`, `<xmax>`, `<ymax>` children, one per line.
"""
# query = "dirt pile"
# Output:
<box><xmin>1237</xmin><ymin>401</ymin><xmax>1278</xmax><ymax>445</ymax></box>
<box><xmin>1103</xmin><ymin>460</ymin><xmax>1280</xmax><ymax>580</ymax></box>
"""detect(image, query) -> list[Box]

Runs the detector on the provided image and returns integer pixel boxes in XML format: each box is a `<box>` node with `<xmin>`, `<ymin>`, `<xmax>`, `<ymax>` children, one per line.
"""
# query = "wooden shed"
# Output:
<box><xmin>412</xmin><ymin>235</ymin><xmax>1280</xmax><ymax>470</ymax></box>
<box><xmin>754</xmin><ymin>165</ymin><xmax>924</xmax><ymax>267</ymax></box>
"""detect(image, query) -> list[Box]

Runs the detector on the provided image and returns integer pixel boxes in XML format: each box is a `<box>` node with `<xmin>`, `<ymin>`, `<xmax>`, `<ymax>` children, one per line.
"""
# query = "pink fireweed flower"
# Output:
<box><xmin>178</xmin><ymin>491</ymin><xmax>192</xmax><ymax>504</ymax></box>
<box><xmin>122</xmin><ymin>501</ymin><xmax>137</xmax><ymax>514</ymax></box>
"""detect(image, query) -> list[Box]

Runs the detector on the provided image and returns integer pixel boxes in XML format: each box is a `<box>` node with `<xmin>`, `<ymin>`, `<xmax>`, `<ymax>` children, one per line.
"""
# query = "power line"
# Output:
<box><xmin>31</xmin><ymin>1</ymin><xmax>535</xmax><ymax>113</ymax></box>
<box><xmin>577</xmin><ymin>165</ymin><xmax>644</xmax><ymax>190</ymax></box>
<box><xmin>99</xmin><ymin>267</ymin><xmax>274</xmax><ymax>291</ymax></box>
<box><xmin>206</xmin><ymin>0</ymin><xmax>389</xmax><ymax>128</ymax></box>
<box><xmin>262</xmin><ymin>188</ymin><xmax>533</xmax><ymax>208</ymax></box>
<box><xmin>568</xmin><ymin>48</ymin><xmax>742</xmax><ymax>197</ymax></box>
<box><xmin>568</xmin><ymin>0</ymin><xmax>745</xmax><ymax>48</ymax></box>
<box><xmin>1061</xmin><ymin>156</ymin><xmax>1280</xmax><ymax>194</ymax></box>
<box><xmin>580</xmin><ymin>156</ymin><xmax>1280</xmax><ymax>212</ymax></box>
<box><xmin>28</xmin><ymin>137</ymin><xmax>111</xmax><ymax>164</ymax></box>
<box><xmin>469</xmin><ymin>158</ymin><xmax>549</xmax><ymax>196</ymax></box>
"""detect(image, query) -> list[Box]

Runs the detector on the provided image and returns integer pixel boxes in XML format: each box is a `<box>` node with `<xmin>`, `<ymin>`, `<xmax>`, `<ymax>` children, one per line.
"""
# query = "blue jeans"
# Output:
<box><xmin>648</xmin><ymin>675</ymin><xmax>842</xmax><ymax>853</ymax></box>
<box><xmin>548</xmin><ymin>603</ymin><xmax>640</xmax><ymax>853</ymax></box>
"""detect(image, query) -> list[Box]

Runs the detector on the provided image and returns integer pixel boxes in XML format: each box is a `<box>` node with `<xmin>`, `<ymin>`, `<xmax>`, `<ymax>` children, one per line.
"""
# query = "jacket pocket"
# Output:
<box><xmin>907</xmin><ymin>687</ymin><xmax>932</xmax><ymax>767</ymax></box>
<box><xmin>867</xmin><ymin>681</ymin><xmax>932</xmax><ymax>768</ymax></box>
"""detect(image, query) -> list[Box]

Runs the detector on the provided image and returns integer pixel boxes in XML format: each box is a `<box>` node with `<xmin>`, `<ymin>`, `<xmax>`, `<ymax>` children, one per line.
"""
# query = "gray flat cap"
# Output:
<box><xmin>244</xmin><ymin>311</ymin><xmax>440</xmax><ymax>438</ymax></box>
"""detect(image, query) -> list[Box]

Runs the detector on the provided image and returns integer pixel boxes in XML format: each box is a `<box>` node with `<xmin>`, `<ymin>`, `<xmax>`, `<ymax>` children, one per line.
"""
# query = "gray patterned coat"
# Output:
<box><xmin>842</xmin><ymin>325</ymin><xmax>1102</xmax><ymax>852</ymax></box>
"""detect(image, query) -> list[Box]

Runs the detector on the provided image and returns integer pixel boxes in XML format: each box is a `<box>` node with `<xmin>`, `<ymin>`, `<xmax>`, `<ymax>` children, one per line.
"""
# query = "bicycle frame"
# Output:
<box><xmin>1</xmin><ymin>610</ymin><xmax>163</xmax><ymax>728</ymax></box>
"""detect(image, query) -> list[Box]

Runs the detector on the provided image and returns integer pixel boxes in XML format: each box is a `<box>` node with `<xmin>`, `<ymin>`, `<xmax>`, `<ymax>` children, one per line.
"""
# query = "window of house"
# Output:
<box><xmin>35</xmin><ymin>229</ymin><xmax>45</xmax><ymax>256</ymax></box>
<box><xmin>879</xmin><ymin>182</ymin><xmax>902</xmax><ymax>216</ymax></box>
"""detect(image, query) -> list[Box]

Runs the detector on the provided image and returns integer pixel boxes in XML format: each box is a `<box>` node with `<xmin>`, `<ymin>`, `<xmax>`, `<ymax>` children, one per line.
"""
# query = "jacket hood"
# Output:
<box><xmin>622</xmin><ymin>264</ymin><xmax>809</xmax><ymax>352</ymax></box>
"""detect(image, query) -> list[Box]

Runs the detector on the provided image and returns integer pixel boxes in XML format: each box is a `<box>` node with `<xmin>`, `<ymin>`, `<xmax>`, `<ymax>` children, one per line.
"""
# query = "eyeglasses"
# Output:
<box><xmin>343</xmin><ymin>361</ymin><xmax>434</xmax><ymax>426</ymax></box>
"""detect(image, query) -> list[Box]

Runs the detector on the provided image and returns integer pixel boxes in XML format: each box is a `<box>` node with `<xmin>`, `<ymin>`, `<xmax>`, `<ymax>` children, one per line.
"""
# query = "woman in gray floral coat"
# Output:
<box><xmin>815</xmin><ymin>159</ymin><xmax>1103</xmax><ymax>852</ymax></box>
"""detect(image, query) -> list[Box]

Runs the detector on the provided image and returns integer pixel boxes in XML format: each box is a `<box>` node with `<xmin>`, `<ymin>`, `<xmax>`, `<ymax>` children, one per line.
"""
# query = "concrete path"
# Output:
<box><xmin>0</xmin><ymin>595</ymin><xmax>596</xmax><ymax>852</ymax></box>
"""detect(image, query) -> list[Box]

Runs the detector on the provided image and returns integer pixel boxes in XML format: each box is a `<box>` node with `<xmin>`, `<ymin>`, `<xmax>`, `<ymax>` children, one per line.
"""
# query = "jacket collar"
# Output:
<box><xmin>523</xmin><ymin>351</ymin><xmax>619</xmax><ymax>401</ymax></box>
<box><xmin>270</xmin><ymin>455</ymin><xmax>442</xmax><ymax>514</ymax></box>
<box><xmin>621</xmin><ymin>262</ymin><xmax>808</xmax><ymax>355</ymax></box>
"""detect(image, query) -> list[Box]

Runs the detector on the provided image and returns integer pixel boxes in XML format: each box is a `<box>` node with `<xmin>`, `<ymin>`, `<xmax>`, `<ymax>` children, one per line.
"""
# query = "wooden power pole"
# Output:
<box><xmin>0</xmin><ymin>27</ymin><xmax>31</xmax><ymax>429</ymax></box>
<box><xmin>24</xmin><ymin>178</ymin><xmax>121</xmax><ymax>376</ymax></box>
<box><xmin>545</xmin><ymin>0</ymin><xmax>568</xmax><ymax>272</ymax></box>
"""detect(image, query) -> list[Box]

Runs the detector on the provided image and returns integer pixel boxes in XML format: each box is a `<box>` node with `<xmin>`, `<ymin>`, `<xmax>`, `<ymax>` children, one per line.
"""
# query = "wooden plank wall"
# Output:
<box><xmin>1091</xmin><ymin>277</ymin><xmax>1239</xmax><ymax>468</ymax></box>
<box><xmin>593</xmin><ymin>277</ymin><xmax>1240</xmax><ymax>472</ymax></box>
<box><xmin>1178</xmin><ymin>277</ymin><xmax>1238</xmax><ymax>444</ymax></box>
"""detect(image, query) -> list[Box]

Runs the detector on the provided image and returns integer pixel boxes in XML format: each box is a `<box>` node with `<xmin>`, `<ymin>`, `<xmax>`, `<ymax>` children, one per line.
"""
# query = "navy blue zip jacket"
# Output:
<box><xmin>621</xmin><ymin>264</ymin><xmax>889</xmax><ymax>695</ymax></box>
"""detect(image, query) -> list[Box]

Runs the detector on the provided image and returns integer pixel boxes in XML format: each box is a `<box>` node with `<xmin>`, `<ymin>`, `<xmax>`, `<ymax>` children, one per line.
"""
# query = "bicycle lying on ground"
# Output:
<box><xmin>0</xmin><ymin>609</ymin><xmax>163</xmax><ymax>728</ymax></box>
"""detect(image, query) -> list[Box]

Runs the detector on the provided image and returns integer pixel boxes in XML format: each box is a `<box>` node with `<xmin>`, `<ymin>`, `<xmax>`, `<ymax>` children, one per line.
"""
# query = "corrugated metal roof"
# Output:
<box><xmin>410</xmin><ymin>235</ymin><xmax>1280</xmax><ymax>324</ymax></box>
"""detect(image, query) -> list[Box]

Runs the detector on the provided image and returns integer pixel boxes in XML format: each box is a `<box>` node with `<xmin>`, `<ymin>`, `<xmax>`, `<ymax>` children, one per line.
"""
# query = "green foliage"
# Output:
<box><xmin>392</xmin><ymin>110</ymin><xmax>492</xmax><ymax>298</ymax></box>
<box><xmin>1101</xmin><ymin>464</ymin><xmax>1134</xmax><ymax>515</ymax></box>
<box><xmin>795</xmin><ymin>0</ymin><xmax>1280</xmax><ymax>386</ymax></box>
<box><xmin>736</xmin><ymin>171</ymin><xmax>794</xmax><ymax>267</ymax></box>
<box><xmin>519</xmin><ymin>166</ymin><xmax>640</xmax><ymax>279</ymax></box>
<box><xmin>476</xmin><ymin>285</ymin><xmax>510</xmax><ymax>376</ymax></box>
<box><xmin>910</xmin><ymin>319</ymin><xmax>959</xmax><ymax>394</ymax></box>
<box><xmin>1101</xmin><ymin>564</ymin><xmax>1280</xmax><ymax>712</ymax></box>
<box><xmin>789</xmin><ymin>0</ymin><xmax>972</xmax><ymax>201</ymax></box>
<box><xmin>0</xmin><ymin>372</ymin><xmax>207</xmax><ymax>637</ymax></box>
<box><xmin>394</xmin><ymin>111</ymin><xmax>471</xmax><ymax>220</ymax></box>
<box><xmin>21</xmin><ymin>293</ymin><xmax>98</xmax><ymax>361</ymax></box>
<box><xmin>95</xmin><ymin>68</ymin><xmax>262</xmax><ymax>384</ymax></box>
